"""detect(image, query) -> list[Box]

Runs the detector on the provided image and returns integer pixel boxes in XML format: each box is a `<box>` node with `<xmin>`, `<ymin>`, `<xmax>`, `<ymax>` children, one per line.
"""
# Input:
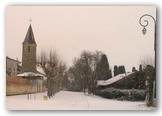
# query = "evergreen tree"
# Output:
<box><xmin>120</xmin><ymin>65</ymin><xmax>126</xmax><ymax>74</ymax></box>
<box><xmin>132</xmin><ymin>67</ymin><xmax>136</xmax><ymax>72</ymax></box>
<box><xmin>118</xmin><ymin>66</ymin><xmax>122</xmax><ymax>74</ymax></box>
<box><xmin>118</xmin><ymin>65</ymin><xmax>126</xmax><ymax>74</ymax></box>
<box><xmin>98</xmin><ymin>54</ymin><xmax>111</xmax><ymax>80</ymax></box>
<box><xmin>114</xmin><ymin>65</ymin><xmax>118</xmax><ymax>76</ymax></box>
<box><xmin>122</xmin><ymin>65</ymin><xmax>126</xmax><ymax>73</ymax></box>
<box><xmin>134</xmin><ymin>64</ymin><xmax>146</xmax><ymax>89</ymax></box>
<box><xmin>139</xmin><ymin>64</ymin><xmax>143</xmax><ymax>72</ymax></box>
<box><xmin>61</xmin><ymin>72</ymin><xmax>70</xmax><ymax>90</ymax></box>
<box><xmin>114</xmin><ymin>65</ymin><xmax>126</xmax><ymax>76</ymax></box>
<box><xmin>108</xmin><ymin>69</ymin><xmax>112</xmax><ymax>79</ymax></box>
<box><xmin>138</xmin><ymin>64</ymin><xmax>145</xmax><ymax>89</ymax></box>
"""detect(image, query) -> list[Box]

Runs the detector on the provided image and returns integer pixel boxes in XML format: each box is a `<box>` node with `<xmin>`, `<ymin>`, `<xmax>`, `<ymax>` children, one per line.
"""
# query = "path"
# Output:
<box><xmin>6</xmin><ymin>91</ymin><xmax>154</xmax><ymax>110</ymax></box>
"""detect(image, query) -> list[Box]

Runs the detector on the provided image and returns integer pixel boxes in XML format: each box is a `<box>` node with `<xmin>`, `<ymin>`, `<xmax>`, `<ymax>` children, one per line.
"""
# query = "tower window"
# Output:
<box><xmin>28</xmin><ymin>46</ymin><xmax>30</xmax><ymax>52</ymax></box>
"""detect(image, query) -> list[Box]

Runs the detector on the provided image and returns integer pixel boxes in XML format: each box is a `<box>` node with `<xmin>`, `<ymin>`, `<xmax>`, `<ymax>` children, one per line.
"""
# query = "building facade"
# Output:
<box><xmin>6</xmin><ymin>57</ymin><xmax>21</xmax><ymax>77</ymax></box>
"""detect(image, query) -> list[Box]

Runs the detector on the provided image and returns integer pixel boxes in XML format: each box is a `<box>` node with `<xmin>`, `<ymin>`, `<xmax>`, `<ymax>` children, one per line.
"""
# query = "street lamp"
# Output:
<box><xmin>139</xmin><ymin>14</ymin><xmax>156</xmax><ymax>51</ymax></box>
<box><xmin>139</xmin><ymin>14</ymin><xmax>156</xmax><ymax>107</ymax></box>
<box><xmin>139</xmin><ymin>14</ymin><xmax>156</xmax><ymax>72</ymax></box>
<box><xmin>142</xmin><ymin>27</ymin><xmax>147</xmax><ymax>35</ymax></box>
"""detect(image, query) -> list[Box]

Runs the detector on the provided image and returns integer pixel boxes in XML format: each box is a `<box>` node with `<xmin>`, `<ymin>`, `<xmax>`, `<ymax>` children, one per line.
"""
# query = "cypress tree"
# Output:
<box><xmin>114</xmin><ymin>65</ymin><xmax>126</xmax><ymax>76</ymax></box>
<box><xmin>139</xmin><ymin>64</ymin><xmax>143</xmax><ymax>72</ymax></box>
<box><xmin>99</xmin><ymin>54</ymin><xmax>111</xmax><ymax>80</ymax></box>
<box><xmin>114</xmin><ymin>65</ymin><xmax>118</xmax><ymax>76</ymax></box>
<box><xmin>122</xmin><ymin>65</ymin><xmax>126</xmax><ymax>73</ymax></box>
<box><xmin>118</xmin><ymin>66</ymin><xmax>122</xmax><ymax>74</ymax></box>
<box><xmin>108</xmin><ymin>69</ymin><xmax>112</xmax><ymax>79</ymax></box>
<box><xmin>132</xmin><ymin>67</ymin><xmax>136</xmax><ymax>72</ymax></box>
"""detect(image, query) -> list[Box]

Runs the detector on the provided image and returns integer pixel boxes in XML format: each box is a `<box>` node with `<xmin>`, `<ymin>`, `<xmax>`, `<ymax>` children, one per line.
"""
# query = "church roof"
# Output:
<box><xmin>23</xmin><ymin>25</ymin><xmax>36</xmax><ymax>45</ymax></box>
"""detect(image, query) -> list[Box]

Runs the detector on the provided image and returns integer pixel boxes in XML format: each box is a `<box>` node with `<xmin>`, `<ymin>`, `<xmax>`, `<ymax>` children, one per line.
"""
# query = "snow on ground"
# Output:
<box><xmin>6</xmin><ymin>91</ymin><xmax>155</xmax><ymax>110</ymax></box>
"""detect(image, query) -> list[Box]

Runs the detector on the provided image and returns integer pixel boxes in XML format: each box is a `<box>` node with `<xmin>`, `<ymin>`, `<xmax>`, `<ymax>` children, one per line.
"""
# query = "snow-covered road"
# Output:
<box><xmin>6</xmin><ymin>91</ymin><xmax>155</xmax><ymax>110</ymax></box>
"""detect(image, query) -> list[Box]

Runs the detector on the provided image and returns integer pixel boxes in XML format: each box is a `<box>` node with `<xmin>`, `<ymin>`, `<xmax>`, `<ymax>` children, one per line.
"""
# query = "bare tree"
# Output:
<box><xmin>91</xmin><ymin>51</ymin><xmax>103</xmax><ymax>94</ymax></box>
<box><xmin>145</xmin><ymin>65</ymin><xmax>155</xmax><ymax>107</ymax></box>
<box><xmin>140</xmin><ymin>55</ymin><xmax>155</xmax><ymax>107</ymax></box>
<box><xmin>80</xmin><ymin>51</ymin><xmax>93</xmax><ymax>94</ymax></box>
<box><xmin>68</xmin><ymin>50</ymin><xmax>104</xmax><ymax>94</ymax></box>
<box><xmin>140</xmin><ymin>55</ymin><xmax>155</xmax><ymax>68</ymax></box>
<box><xmin>37</xmin><ymin>49</ymin><xmax>66</xmax><ymax>98</ymax></box>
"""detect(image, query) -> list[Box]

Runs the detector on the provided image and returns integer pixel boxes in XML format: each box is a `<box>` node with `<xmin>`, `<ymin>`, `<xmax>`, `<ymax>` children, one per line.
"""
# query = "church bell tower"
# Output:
<box><xmin>21</xmin><ymin>24</ymin><xmax>37</xmax><ymax>73</ymax></box>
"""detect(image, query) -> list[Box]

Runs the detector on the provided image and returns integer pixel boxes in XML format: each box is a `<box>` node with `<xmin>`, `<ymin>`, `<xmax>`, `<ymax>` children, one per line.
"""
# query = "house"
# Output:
<box><xmin>6</xmin><ymin>57</ymin><xmax>21</xmax><ymax>77</ymax></box>
<box><xmin>97</xmin><ymin>72</ymin><xmax>137</xmax><ymax>89</ymax></box>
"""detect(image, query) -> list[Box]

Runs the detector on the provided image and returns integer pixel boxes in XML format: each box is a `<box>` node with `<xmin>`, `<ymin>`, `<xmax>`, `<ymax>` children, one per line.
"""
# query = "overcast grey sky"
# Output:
<box><xmin>6</xmin><ymin>6</ymin><xmax>156</xmax><ymax>72</ymax></box>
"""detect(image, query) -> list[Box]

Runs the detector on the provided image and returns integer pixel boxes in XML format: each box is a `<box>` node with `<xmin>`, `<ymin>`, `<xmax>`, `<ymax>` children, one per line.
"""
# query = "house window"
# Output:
<box><xmin>28</xmin><ymin>46</ymin><xmax>30</xmax><ymax>52</ymax></box>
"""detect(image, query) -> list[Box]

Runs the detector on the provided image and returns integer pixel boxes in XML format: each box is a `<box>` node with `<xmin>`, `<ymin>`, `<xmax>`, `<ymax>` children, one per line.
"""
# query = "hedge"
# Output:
<box><xmin>95</xmin><ymin>88</ymin><xmax>146</xmax><ymax>101</ymax></box>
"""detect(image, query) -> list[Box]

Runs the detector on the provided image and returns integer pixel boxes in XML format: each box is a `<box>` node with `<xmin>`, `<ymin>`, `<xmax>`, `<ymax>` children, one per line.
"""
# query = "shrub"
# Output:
<box><xmin>95</xmin><ymin>88</ymin><xmax>146</xmax><ymax>101</ymax></box>
<box><xmin>101</xmin><ymin>88</ymin><xmax>116</xmax><ymax>99</ymax></box>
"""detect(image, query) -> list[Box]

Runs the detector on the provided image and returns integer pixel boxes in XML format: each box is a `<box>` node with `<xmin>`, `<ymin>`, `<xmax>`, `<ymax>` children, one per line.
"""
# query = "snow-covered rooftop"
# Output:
<box><xmin>97</xmin><ymin>72</ymin><xmax>134</xmax><ymax>86</ymax></box>
<box><xmin>17</xmin><ymin>72</ymin><xmax>44</xmax><ymax>77</ymax></box>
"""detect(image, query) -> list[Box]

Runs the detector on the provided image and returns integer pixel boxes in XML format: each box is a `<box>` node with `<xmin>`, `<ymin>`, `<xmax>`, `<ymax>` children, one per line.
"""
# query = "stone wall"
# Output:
<box><xmin>6</xmin><ymin>84</ymin><xmax>45</xmax><ymax>96</ymax></box>
<box><xmin>6</xmin><ymin>76</ymin><xmax>46</xmax><ymax>95</ymax></box>
<box><xmin>6</xmin><ymin>75</ymin><xmax>30</xmax><ymax>85</ymax></box>
<box><xmin>6</xmin><ymin>84</ymin><xmax>36</xmax><ymax>95</ymax></box>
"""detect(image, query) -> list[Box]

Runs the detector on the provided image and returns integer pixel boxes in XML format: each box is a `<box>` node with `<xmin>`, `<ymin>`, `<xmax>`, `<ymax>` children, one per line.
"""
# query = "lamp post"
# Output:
<box><xmin>139</xmin><ymin>14</ymin><xmax>156</xmax><ymax>51</ymax></box>
<box><xmin>139</xmin><ymin>14</ymin><xmax>156</xmax><ymax>75</ymax></box>
<box><xmin>139</xmin><ymin>14</ymin><xmax>156</xmax><ymax>107</ymax></box>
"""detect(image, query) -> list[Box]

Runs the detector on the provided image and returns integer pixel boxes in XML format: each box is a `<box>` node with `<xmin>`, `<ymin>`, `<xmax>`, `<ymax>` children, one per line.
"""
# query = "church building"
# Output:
<box><xmin>17</xmin><ymin>24</ymin><xmax>45</xmax><ymax>92</ymax></box>
<box><xmin>21</xmin><ymin>24</ymin><xmax>37</xmax><ymax>73</ymax></box>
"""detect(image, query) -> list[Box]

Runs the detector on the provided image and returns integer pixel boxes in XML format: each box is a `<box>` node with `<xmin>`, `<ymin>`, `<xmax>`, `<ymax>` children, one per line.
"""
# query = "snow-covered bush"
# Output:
<box><xmin>101</xmin><ymin>88</ymin><xmax>116</xmax><ymax>99</ymax></box>
<box><xmin>95</xmin><ymin>88</ymin><xmax>146</xmax><ymax>101</ymax></box>
<box><xmin>94</xmin><ymin>89</ymin><xmax>102</xmax><ymax>96</ymax></box>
